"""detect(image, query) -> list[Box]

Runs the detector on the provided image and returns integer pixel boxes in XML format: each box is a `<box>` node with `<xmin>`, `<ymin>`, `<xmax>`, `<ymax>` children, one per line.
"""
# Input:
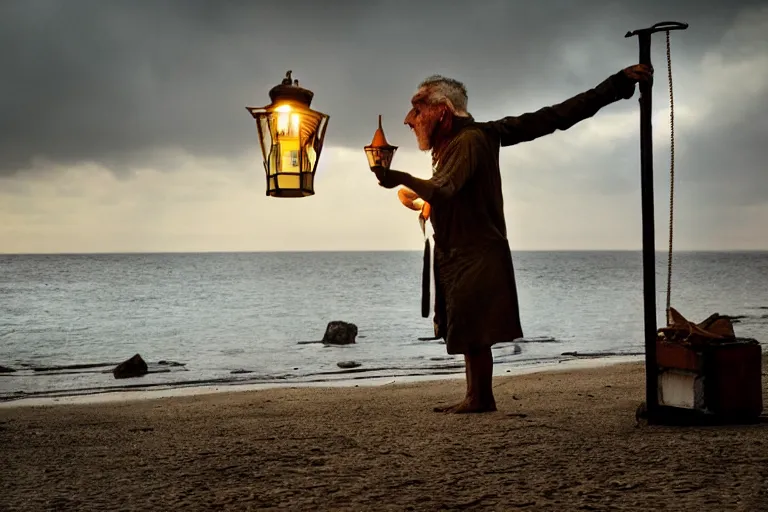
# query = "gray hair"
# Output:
<box><xmin>416</xmin><ymin>75</ymin><xmax>469</xmax><ymax>117</ymax></box>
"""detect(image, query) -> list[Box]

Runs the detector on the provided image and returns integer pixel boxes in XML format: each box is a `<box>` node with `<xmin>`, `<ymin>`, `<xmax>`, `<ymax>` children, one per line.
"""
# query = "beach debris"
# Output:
<box><xmin>128</xmin><ymin>427</ymin><xmax>154</xmax><ymax>433</ymax></box>
<box><xmin>658</xmin><ymin>307</ymin><xmax>751</xmax><ymax>346</ymax></box>
<box><xmin>322</xmin><ymin>321</ymin><xmax>358</xmax><ymax>345</ymax></box>
<box><xmin>337</xmin><ymin>361</ymin><xmax>361</xmax><ymax>369</ymax></box>
<box><xmin>560</xmin><ymin>351</ymin><xmax>643</xmax><ymax>358</ymax></box>
<box><xmin>33</xmin><ymin>362</ymin><xmax>118</xmax><ymax>372</ymax></box>
<box><xmin>491</xmin><ymin>342</ymin><xmax>522</xmax><ymax>353</ymax></box>
<box><xmin>112</xmin><ymin>353</ymin><xmax>148</xmax><ymax>379</ymax></box>
<box><xmin>516</xmin><ymin>336</ymin><xmax>558</xmax><ymax>343</ymax></box>
<box><xmin>0</xmin><ymin>365</ymin><xmax>16</xmax><ymax>373</ymax></box>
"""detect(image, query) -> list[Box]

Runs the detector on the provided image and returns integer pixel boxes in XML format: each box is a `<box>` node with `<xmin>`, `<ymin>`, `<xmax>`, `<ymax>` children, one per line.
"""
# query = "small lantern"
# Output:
<box><xmin>246</xmin><ymin>71</ymin><xmax>330</xmax><ymax>198</ymax></box>
<box><xmin>364</xmin><ymin>115</ymin><xmax>398</xmax><ymax>170</ymax></box>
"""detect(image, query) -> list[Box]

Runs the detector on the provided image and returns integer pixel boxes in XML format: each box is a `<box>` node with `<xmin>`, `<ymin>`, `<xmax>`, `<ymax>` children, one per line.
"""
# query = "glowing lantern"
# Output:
<box><xmin>364</xmin><ymin>115</ymin><xmax>398</xmax><ymax>170</ymax></box>
<box><xmin>246</xmin><ymin>71</ymin><xmax>330</xmax><ymax>197</ymax></box>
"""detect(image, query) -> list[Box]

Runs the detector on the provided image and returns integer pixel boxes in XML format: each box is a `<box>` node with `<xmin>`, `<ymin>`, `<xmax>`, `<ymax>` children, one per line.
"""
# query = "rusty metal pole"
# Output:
<box><xmin>625</xmin><ymin>21</ymin><xmax>688</xmax><ymax>423</ymax></box>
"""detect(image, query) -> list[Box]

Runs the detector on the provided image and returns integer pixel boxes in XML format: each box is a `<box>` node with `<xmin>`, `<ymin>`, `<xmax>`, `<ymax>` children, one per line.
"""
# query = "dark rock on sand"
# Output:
<box><xmin>322</xmin><ymin>321</ymin><xmax>358</xmax><ymax>345</ymax></box>
<box><xmin>113</xmin><ymin>354</ymin><xmax>148</xmax><ymax>379</ymax></box>
<box><xmin>337</xmin><ymin>361</ymin><xmax>362</xmax><ymax>369</ymax></box>
<box><xmin>0</xmin><ymin>365</ymin><xmax>16</xmax><ymax>373</ymax></box>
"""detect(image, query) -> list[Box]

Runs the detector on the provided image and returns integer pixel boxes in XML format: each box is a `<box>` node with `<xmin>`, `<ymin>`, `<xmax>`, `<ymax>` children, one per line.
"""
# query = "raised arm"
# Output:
<box><xmin>485</xmin><ymin>69</ymin><xmax>638</xmax><ymax>147</ymax></box>
<box><xmin>374</xmin><ymin>128</ymin><xmax>484</xmax><ymax>205</ymax></box>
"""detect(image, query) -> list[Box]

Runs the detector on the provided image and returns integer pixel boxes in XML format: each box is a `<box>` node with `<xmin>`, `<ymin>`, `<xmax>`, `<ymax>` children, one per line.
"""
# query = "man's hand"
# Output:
<box><xmin>371</xmin><ymin>165</ymin><xmax>400</xmax><ymax>189</ymax></box>
<box><xmin>623</xmin><ymin>64</ymin><xmax>654</xmax><ymax>84</ymax></box>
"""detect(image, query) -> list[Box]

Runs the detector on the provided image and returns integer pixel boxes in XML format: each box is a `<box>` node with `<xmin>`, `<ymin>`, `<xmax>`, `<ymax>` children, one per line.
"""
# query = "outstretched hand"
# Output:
<box><xmin>370</xmin><ymin>166</ymin><xmax>400</xmax><ymax>189</ymax></box>
<box><xmin>623</xmin><ymin>64</ymin><xmax>654</xmax><ymax>84</ymax></box>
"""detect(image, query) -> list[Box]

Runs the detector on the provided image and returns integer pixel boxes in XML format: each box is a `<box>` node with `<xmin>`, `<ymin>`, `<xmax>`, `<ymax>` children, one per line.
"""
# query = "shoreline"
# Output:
<box><xmin>0</xmin><ymin>354</ymin><xmax>643</xmax><ymax>408</ymax></box>
<box><xmin>2</xmin><ymin>354</ymin><xmax>765</xmax><ymax>511</ymax></box>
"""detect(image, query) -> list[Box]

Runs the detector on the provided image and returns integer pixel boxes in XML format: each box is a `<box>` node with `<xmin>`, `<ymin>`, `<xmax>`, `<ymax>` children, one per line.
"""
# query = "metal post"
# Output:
<box><xmin>638</xmin><ymin>31</ymin><xmax>659</xmax><ymax>417</ymax></box>
<box><xmin>625</xmin><ymin>21</ymin><xmax>688</xmax><ymax>423</ymax></box>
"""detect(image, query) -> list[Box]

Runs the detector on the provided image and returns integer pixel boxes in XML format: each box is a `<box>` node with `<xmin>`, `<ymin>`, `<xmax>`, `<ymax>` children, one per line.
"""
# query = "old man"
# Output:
<box><xmin>372</xmin><ymin>64</ymin><xmax>653</xmax><ymax>413</ymax></box>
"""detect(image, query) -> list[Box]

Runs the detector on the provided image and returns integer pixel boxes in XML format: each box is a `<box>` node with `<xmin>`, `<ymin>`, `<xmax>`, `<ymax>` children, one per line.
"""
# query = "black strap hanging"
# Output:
<box><xmin>419</xmin><ymin>214</ymin><xmax>430</xmax><ymax>318</ymax></box>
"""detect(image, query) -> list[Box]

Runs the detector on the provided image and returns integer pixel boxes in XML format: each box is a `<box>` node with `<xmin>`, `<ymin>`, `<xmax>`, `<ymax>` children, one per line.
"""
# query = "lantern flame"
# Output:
<box><xmin>274</xmin><ymin>104</ymin><xmax>301</xmax><ymax>136</ymax></box>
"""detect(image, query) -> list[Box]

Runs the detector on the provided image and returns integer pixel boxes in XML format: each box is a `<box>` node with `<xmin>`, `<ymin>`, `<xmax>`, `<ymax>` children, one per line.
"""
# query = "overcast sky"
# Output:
<box><xmin>1</xmin><ymin>0</ymin><xmax>766</xmax><ymax>253</ymax></box>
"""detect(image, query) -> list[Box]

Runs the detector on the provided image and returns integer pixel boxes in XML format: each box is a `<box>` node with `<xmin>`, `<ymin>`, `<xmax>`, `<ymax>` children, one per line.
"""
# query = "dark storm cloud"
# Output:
<box><xmin>0</xmin><ymin>0</ymin><xmax>764</xmax><ymax>177</ymax></box>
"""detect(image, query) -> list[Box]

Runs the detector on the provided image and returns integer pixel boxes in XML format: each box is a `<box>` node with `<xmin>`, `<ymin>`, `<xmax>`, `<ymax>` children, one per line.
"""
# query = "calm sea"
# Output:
<box><xmin>1</xmin><ymin>251</ymin><xmax>766</xmax><ymax>402</ymax></box>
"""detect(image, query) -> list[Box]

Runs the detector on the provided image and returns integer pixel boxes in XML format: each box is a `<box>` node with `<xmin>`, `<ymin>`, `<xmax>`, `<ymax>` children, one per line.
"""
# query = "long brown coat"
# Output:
<box><xmin>429</xmin><ymin>71</ymin><xmax>635</xmax><ymax>354</ymax></box>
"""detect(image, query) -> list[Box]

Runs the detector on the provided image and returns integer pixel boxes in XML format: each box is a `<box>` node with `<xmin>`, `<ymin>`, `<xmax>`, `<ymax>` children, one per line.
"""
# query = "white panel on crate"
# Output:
<box><xmin>658</xmin><ymin>370</ymin><xmax>705</xmax><ymax>410</ymax></box>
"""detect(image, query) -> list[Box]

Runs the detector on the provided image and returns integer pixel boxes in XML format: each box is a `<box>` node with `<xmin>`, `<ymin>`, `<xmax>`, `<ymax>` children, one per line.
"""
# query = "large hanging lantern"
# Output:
<box><xmin>363</xmin><ymin>115</ymin><xmax>397</xmax><ymax>170</ymax></box>
<box><xmin>246</xmin><ymin>71</ymin><xmax>330</xmax><ymax>198</ymax></box>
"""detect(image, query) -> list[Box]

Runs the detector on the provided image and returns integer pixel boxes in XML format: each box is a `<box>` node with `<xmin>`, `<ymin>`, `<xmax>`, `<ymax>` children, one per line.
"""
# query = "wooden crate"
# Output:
<box><xmin>656</xmin><ymin>338</ymin><xmax>763</xmax><ymax>419</ymax></box>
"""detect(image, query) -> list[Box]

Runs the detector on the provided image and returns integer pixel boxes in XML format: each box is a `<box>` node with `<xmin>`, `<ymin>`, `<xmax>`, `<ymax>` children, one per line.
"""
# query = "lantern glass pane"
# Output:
<box><xmin>272</xmin><ymin>105</ymin><xmax>301</xmax><ymax>176</ymax></box>
<box><xmin>298</xmin><ymin>110</ymin><xmax>328</xmax><ymax>175</ymax></box>
<box><xmin>258</xmin><ymin>113</ymin><xmax>280</xmax><ymax>175</ymax></box>
<box><xmin>365</xmin><ymin>149</ymin><xmax>378</xmax><ymax>168</ymax></box>
<box><xmin>256</xmin><ymin>115</ymin><xmax>276</xmax><ymax>175</ymax></box>
<box><xmin>366</xmin><ymin>147</ymin><xmax>395</xmax><ymax>169</ymax></box>
<box><xmin>277</xmin><ymin>174</ymin><xmax>301</xmax><ymax>189</ymax></box>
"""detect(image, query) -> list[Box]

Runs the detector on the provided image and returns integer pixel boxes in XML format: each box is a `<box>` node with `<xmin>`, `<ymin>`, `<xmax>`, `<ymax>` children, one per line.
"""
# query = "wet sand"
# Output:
<box><xmin>2</xmin><ymin>359</ymin><xmax>767</xmax><ymax>511</ymax></box>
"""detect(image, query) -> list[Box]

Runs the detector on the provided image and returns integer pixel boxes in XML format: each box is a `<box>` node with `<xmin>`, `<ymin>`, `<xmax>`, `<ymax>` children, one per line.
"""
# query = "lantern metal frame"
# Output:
<box><xmin>247</xmin><ymin>71</ymin><xmax>330</xmax><ymax>198</ymax></box>
<box><xmin>364</xmin><ymin>115</ymin><xmax>398</xmax><ymax>170</ymax></box>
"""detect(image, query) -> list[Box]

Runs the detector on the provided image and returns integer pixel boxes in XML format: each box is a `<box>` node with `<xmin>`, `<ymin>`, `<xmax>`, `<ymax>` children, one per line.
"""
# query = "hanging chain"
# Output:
<box><xmin>665</xmin><ymin>31</ymin><xmax>676</xmax><ymax>325</ymax></box>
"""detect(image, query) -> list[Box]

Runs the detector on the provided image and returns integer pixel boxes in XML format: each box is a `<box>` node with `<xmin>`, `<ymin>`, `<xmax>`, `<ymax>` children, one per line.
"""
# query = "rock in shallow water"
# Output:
<box><xmin>0</xmin><ymin>365</ymin><xmax>16</xmax><ymax>373</ymax></box>
<box><xmin>322</xmin><ymin>321</ymin><xmax>358</xmax><ymax>345</ymax></box>
<box><xmin>337</xmin><ymin>361</ymin><xmax>362</xmax><ymax>369</ymax></box>
<box><xmin>112</xmin><ymin>354</ymin><xmax>148</xmax><ymax>379</ymax></box>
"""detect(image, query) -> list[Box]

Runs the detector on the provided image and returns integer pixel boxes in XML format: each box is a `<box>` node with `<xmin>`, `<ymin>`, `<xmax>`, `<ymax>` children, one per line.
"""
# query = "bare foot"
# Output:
<box><xmin>433</xmin><ymin>398</ymin><xmax>497</xmax><ymax>414</ymax></box>
<box><xmin>451</xmin><ymin>398</ymin><xmax>497</xmax><ymax>414</ymax></box>
<box><xmin>433</xmin><ymin>402</ymin><xmax>464</xmax><ymax>413</ymax></box>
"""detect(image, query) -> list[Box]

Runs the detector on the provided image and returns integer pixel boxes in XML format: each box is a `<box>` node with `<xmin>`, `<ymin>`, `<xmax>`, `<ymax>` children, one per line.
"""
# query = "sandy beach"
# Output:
<box><xmin>2</xmin><ymin>358</ymin><xmax>767</xmax><ymax>511</ymax></box>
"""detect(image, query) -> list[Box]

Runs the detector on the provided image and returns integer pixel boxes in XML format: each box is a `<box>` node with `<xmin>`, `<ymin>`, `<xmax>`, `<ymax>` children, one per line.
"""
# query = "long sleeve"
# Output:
<box><xmin>428</xmin><ymin>128</ymin><xmax>485</xmax><ymax>203</ymax></box>
<box><xmin>485</xmin><ymin>70</ymin><xmax>636</xmax><ymax>147</ymax></box>
<box><xmin>394</xmin><ymin>127</ymin><xmax>485</xmax><ymax>205</ymax></box>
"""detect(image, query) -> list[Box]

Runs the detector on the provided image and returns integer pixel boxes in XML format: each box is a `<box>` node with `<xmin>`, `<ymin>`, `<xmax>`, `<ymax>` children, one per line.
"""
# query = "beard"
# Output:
<box><xmin>416</xmin><ymin>130</ymin><xmax>432</xmax><ymax>151</ymax></box>
<box><xmin>412</xmin><ymin>108</ymin><xmax>453</xmax><ymax>152</ymax></box>
<box><xmin>413</xmin><ymin>118</ymin><xmax>437</xmax><ymax>151</ymax></box>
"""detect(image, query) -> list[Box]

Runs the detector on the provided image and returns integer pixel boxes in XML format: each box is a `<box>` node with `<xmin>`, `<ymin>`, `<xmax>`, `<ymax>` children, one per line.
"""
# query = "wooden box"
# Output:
<box><xmin>656</xmin><ymin>338</ymin><xmax>763</xmax><ymax>419</ymax></box>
